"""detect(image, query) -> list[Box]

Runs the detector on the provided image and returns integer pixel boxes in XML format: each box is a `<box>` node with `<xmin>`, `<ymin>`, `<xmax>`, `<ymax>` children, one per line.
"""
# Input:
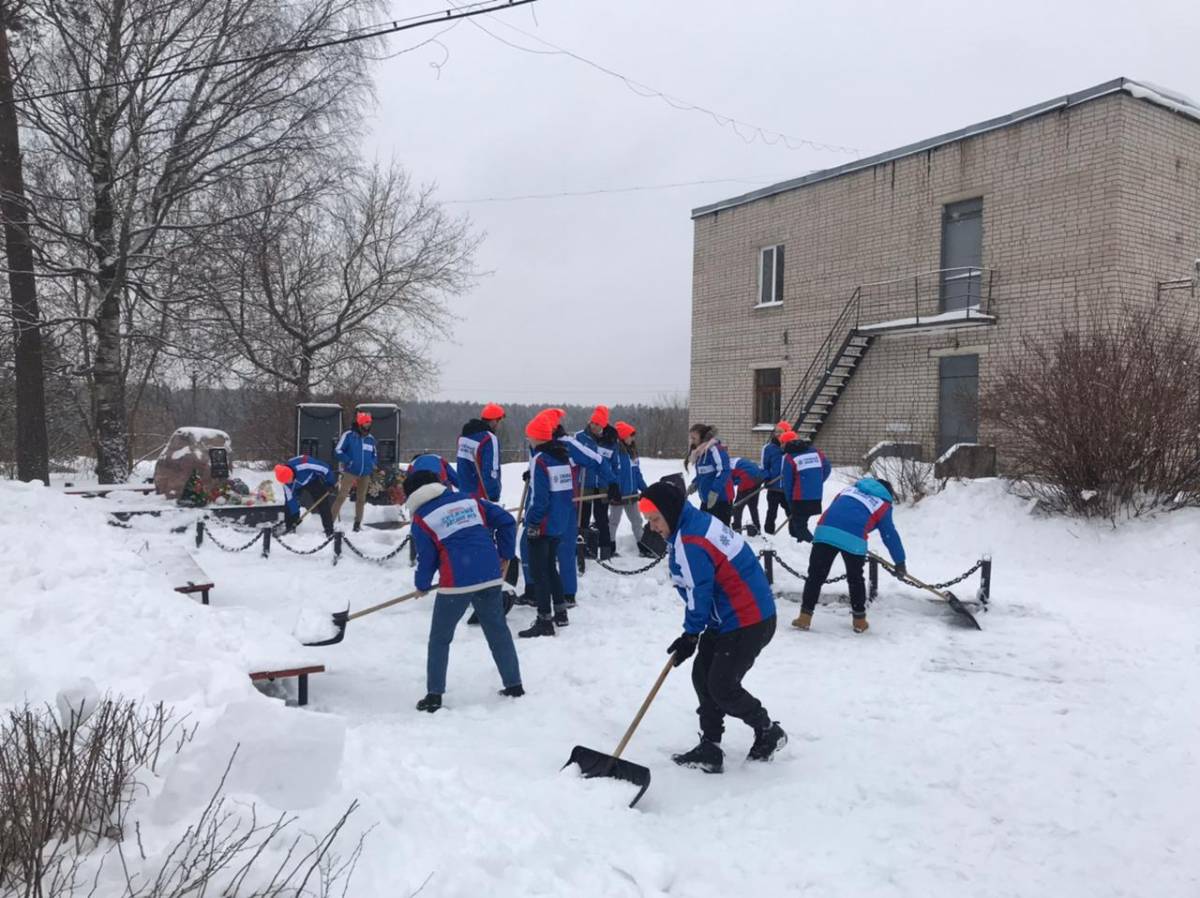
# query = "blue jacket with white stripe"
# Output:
<box><xmin>566</xmin><ymin>429</ymin><xmax>616</xmax><ymax>491</ymax></box>
<box><xmin>760</xmin><ymin>438</ymin><xmax>784</xmax><ymax>492</ymax></box>
<box><xmin>668</xmin><ymin>503</ymin><xmax>776</xmax><ymax>635</ymax></box>
<box><xmin>281</xmin><ymin>455</ymin><xmax>337</xmax><ymax>515</ymax></box>
<box><xmin>813</xmin><ymin>477</ymin><xmax>906</xmax><ymax>563</ymax></box>
<box><xmin>409</xmin><ymin>483</ymin><xmax>516</xmax><ymax>594</ymax></box>
<box><xmin>525</xmin><ymin>441</ymin><xmax>575</xmax><ymax>538</ymax></box>
<box><xmin>335</xmin><ymin>428</ymin><xmax>377</xmax><ymax>477</ymax></box>
<box><xmin>409</xmin><ymin>453</ymin><xmax>460</xmax><ymax>489</ymax></box>
<box><xmin>613</xmin><ymin>445</ymin><xmax>647</xmax><ymax>497</ymax></box>
<box><xmin>780</xmin><ymin>446</ymin><xmax>832</xmax><ymax>506</ymax></box>
<box><xmin>456</xmin><ymin>419</ymin><xmax>501</xmax><ymax>502</ymax></box>
<box><xmin>692</xmin><ymin>439</ymin><xmax>734</xmax><ymax>505</ymax></box>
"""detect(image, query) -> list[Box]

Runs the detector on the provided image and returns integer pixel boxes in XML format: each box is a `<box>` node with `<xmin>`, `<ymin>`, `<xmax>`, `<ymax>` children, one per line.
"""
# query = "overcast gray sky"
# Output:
<box><xmin>368</xmin><ymin>0</ymin><xmax>1199</xmax><ymax>406</ymax></box>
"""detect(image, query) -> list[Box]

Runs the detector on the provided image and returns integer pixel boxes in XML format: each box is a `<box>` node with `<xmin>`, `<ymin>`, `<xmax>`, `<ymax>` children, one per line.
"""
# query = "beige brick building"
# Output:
<box><xmin>689</xmin><ymin>77</ymin><xmax>1200</xmax><ymax>464</ymax></box>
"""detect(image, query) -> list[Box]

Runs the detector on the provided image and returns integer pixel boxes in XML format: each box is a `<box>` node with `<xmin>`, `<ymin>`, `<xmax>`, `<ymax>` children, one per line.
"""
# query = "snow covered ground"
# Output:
<box><xmin>3</xmin><ymin>460</ymin><xmax>1199</xmax><ymax>897</ymax></box>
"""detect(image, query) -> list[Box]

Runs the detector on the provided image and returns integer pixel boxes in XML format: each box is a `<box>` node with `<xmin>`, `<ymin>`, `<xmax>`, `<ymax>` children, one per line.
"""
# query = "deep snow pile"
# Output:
<box><xmin>4</xmin><ymin>465</ymin><xmax>1200</xmax><ymax>897</ymax></box>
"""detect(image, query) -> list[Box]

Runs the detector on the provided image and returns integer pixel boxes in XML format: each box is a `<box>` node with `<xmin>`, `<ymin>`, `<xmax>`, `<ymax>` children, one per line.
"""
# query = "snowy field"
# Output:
<box><xmin>3</xmin><ymin>461</ymin><xmax>1199</xmax><ymax>897</ymax></box>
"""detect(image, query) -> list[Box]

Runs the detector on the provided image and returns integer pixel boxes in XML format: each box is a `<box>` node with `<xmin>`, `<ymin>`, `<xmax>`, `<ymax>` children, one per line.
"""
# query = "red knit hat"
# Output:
<box><xmin>615</xmin><ymin>421</ymin><xmax>636</xmax><ymax>440</ymax></box>
<box><xmin>590</xmin><ymin>405</ymin><xmax>610</xmax><ymax>427</ymax></box>
<box><xmin>779</xmin><ymin>430</ymin><xmax>799</xmax><ymax>444</ymax></box>
<box><xmin>525</xmin><ymin>412</ymin><xmax>556</xmax><ymax>443</ymax></box>
<box><xmin>775</xmin><ymin>419</ymin><xmax>792</xmax><ymax>432</ymax></box>
<box><xmin>355</xmin><ymin>411</ymin><xmax>372</xmax><ymax>427</ymax></box>
<box><xmin>481</xmin><ymin>403</ymin><xmax>505</xmax><ymax>421</ymax></box>
<box><xmin>274</xmin><ymin>464</ymin><xmax>294</xmax><ymax>484</ymax></box>
<box><xmin>638</xmin><ymin>496</ymin><xmax>658</xmax><ymax>514</ymax></box>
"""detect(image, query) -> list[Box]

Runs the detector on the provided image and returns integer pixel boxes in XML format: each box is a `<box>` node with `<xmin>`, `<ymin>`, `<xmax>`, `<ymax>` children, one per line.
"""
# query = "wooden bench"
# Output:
<box><xmin>248</xmin><ymin>665</ymin><xmax>325</xmax><ymax>706</ymax></box>
<box><xmin>144</xmin><ymin>546</ymin><xmax>215</xmax><ymax>605</ymax></box>
<box><xmin>65</xmin><ymin>484</ymin><xmax>158</xmax><ymax>498</ymax></box>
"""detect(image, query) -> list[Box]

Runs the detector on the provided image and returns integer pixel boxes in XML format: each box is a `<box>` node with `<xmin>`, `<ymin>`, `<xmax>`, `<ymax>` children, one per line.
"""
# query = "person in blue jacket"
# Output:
<box><xmin>408</xmin><ymin>452</ymin><xmax>460</xmax><ymax>489</ymax></box>
<box><xmin>639</xmin><ymin>480</ymin><xmax>787</xmax><ymax>774</ymax></box>
<box><xmin>517</xmin><ymin>411</ymin><xmax>576</xmax><ymax>638</ymax></box>
<box><xmin>794</xmin><ymin>476</ymin><xmax>907</xmax><ymax>634</ymax></box>
<box><xmin>729</xmin><ymin>456</ymin><xmax>765</xmax><ymax>535</ymax></box>
<box><xmin>778</xmin><ymin>432</ymin><xmax>832</xmax><ymax>543</ymax></box>
<box><xmin>331</xmin><ymin>412</ymin><xmax>377</xmax><ymax>532</ymax></box>
<box><xmin>405</xmin><ymin>469</ymin><xmax>523</xmax><ymax>713</ymax></box>
<box><xmin>457</xmin><ymin>403</ymin><xmax>504</xmax><ymax>502</ymax></box>
<box><xmin>607</xmin><ymin>421</ymin><xmax>648</xmax><ymax>546</ymax></box>
<box><xmin>568</xmin><ymin>405</ymin><xmax>620</xmax><ymax>560</ymax></box>
<box><xmin>760</xmin><ymin>419</ymin><xmax>791</xmax><ymax>534</ymax></box>
<box><xmin>275</xmin><ymin>456</ymin><xmax>338</xmax><ymax>536</ymax></box>
<box><xmin>687</xmin><ymin>424</ymin><xmax>734</xmax><ymax>526</ymax></box>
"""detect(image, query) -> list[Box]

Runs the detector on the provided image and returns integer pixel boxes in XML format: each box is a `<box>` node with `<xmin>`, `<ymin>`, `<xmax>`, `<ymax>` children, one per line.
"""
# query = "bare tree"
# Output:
<box><xmin>8</xmin><ymin>0</ymin><xmax>380</xmax><ymax>481</ymax></box>
<box><xmin>200</xmin><ymin>160</ymin><xmax>478</xmax><ymax>401</ymax></box>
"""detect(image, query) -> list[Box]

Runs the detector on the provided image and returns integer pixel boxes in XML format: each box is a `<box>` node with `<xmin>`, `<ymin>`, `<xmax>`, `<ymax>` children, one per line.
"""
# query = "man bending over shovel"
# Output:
<box><xmin>639</xmin><ymin>481</ymin><xmax>787</xmax><ymax>774</ymax></box>
<box><xmin>405</xmin><ymin>469</ymin><xmax>524</xmax><ymax>713</ymax></box>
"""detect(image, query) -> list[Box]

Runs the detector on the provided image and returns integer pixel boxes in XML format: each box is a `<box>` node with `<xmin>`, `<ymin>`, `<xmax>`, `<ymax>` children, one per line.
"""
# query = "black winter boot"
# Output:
<box><xmin>553</xmin><ymin>607</ymin><xmax>570</xmax><ymax>628</ymax></box>
<box><xmin>515</xmin><ymin>591</ymin><xmax>538</xmax><ymax>607</ymax></box>
<box><xmin>747</xmin><ymin>722</ymin><xmax>787</xmax><ymax>761</ymax></box>
<box><xmin>416</xmin><ymin>693</ymin><xmax>442</xmax><ymax>713</ymax></box>
<box><xmin>353</xmin><ymin>521</ymin><xmax>361</xmax><ymax>533</ymax></box>
<box><xmin>672</xmin><ymin>737</ymin><xmax>724</xmax><ymax>773</ymax></box>
<box><xmin>518</xmin><ymin>616</ymin><xmax>555</xmax><ymax>638</ymax></box>
<box><xmin>563</xmin><ymin>593</ymin><xmax>577</xmax><ymax>609</ymax></box>
<box><xmin>498</xmin><ymin>685</ymin><xmax>525</xmax><ymax>698</ymax></box>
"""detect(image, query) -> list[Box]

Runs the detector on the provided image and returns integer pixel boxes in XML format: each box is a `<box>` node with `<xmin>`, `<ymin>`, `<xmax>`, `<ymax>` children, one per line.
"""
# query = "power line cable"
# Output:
<box><xmin>442</xmin><ymin>174</ymin><xmax>799</xmax><ymax>204</ymax></box>
<box><xmin>457</xmin><ymin>8</ymin><xmax>860</xmax><ymax>155</ymax></box>
<box><xmin>5</xmin><ymin>0</ymin><xmax>538</xmax><ymax>106</ymax></box>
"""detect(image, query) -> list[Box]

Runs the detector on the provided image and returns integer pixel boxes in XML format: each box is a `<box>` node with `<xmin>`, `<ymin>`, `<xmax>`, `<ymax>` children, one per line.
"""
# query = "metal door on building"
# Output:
<box><xmin>940</xmin><ymin>198</ymin><xmax>983</xmax><ymax>312</ymax></box>
<box><xmin>938</xmin><ymin>355</ymin><xmax>979</xmax><ymax>455</ymax></box>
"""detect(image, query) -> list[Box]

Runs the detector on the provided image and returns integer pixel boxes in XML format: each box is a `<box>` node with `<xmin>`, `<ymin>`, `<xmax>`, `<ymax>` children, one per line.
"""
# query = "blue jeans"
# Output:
<box><xmin>427</xmin><ymin>586</ymin><xmax>521</xmax><ymax>694</ymax></box>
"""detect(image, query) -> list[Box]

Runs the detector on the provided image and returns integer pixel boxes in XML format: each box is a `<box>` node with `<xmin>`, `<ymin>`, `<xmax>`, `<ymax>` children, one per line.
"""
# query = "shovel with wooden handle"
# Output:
<box><xmin>869</xmin><ymin>552</ymin><xmax>982</xmax><ymax>630</ymax></box>
<box><xmin>303</xmin><ymin>584</ymin><xmax>434</xmax><ymax>647</ymax></box>
<box><xmin>563</xmin><ymin>654</ymin><xmax>676</xmax><ymax>808</ymax></box>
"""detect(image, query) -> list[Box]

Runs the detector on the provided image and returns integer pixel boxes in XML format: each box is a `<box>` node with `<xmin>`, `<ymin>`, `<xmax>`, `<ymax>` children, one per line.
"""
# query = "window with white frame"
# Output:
<box><xmin>757</xmin><ymin>244</ymin><xmax>784</xmax><ymax>306</ymax></box>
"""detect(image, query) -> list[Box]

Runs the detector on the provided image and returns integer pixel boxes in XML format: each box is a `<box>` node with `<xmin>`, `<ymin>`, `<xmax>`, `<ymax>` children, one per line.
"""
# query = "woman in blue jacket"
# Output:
<box><xmin>795</xmin><ymin>477</ymin><xmax>907</xmax><ymax>634</ymax></box>
<box><xmin>406</xmin><ymin>469</ymin><xmax>522</xmax><ymax>713</ymax></box>
<box><xmin>607</xmin><ymin>421</ymin><xmax>647</xmax><ymax>545</ymax></box>
<box><xmin>686</xmin><ymin>423</ymin><xmax>734</xmax><ymax>526</ymax></box>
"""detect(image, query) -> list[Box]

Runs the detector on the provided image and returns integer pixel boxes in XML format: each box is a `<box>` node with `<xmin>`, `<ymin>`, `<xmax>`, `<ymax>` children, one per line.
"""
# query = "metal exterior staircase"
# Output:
<box><xmin>790</xmin><ymin>331</ymin><xmax>875</xmax><ymax>440</ymax></box>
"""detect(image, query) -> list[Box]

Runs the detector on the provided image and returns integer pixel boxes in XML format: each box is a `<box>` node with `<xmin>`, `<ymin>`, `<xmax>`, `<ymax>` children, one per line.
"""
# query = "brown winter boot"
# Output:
<box><xmin>852</xmin><ymin>615</ymin><xmax>869</xmax><ymax>634</ymax></box>
<box><xmin>792</xmin><ymin>611</ymin><xmax>812</xmax><ymax>631</ymax></box>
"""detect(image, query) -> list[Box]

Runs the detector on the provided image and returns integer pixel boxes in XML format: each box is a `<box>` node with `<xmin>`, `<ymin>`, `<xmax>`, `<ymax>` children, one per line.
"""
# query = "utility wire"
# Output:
<box><xmin>459</xmin><ymin>9</ymin><xmax>860</xmax><ymax>155</ymax></box>
<box><xmin>4</xmin><ymin>0</ymin><xmax>538</xmax><ymax>106</ymax></box>
<box><xmin>443</xmin><ymin>175</ymin><xmax>795</xmax><ymax>204</ymax></box>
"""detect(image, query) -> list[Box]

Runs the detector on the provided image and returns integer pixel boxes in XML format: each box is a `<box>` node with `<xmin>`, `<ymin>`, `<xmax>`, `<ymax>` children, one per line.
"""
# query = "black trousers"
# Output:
<box><xmin>580</xmin><ymin>498</ymin><xmax>613</xmax><ymax>548</ymax></box>
<box><xmin>288</xmin><ymin>482</ymin><xmax>334</xmax><ymax>535</ymax></box>
<box><xmin>801</xmin><ymin>542</ymin><xmax>867</xmax><ymax>616</ymax></box>
<box><xmin>693</xmin><ymin>617</ymin><xmax>776</xmax><ymax>742</ymax></box>
<box><xmin>787</xmin><ymin>499</ymin><xmax>822</xmax><ymax>543</ymax></box>
<box><xmin>705</xmin><ymin>499</ymin><xmax>732</xmax><ymax>526</ymax></box>
<box><xmin>527</xmin><ymin>535</ymin><xmax>564</xmax><ymax>617</ymax></box>
<box><xmin>731</xmin><ymin>488</ymin><xmax>761</xmax><ymax>531</ymax></box>
<box><xmin>764</xmin><ymin>490</ymin><xmax>786</xmax><ymax>534</ymax></box>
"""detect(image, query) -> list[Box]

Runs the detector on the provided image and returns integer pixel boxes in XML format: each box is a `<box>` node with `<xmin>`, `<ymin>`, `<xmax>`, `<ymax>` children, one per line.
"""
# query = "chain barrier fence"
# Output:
<box><xmin>194</xmin><ymin>520</ymin><xmax>411</xmax><ymax>564</ymax></box>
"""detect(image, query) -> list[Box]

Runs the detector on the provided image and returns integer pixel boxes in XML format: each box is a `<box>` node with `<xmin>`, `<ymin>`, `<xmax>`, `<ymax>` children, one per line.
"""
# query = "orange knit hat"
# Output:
<box><xmin>274</xmin><ymin>464</ymin><xmax>294</xmax><ymax>484</ymax></box>
<box><xmin>590</xmin><ymin>405</ymin><xmax>610</xmax><ymax>427</ymax></box>
<box><xmin>525</xmin><ymin>412</ymin><xmax>557</xmax><ymax>443</ymax></box>
<box><xmin>481</xmin><ymin>403</ymin><xmax>505</xmax><ymax>421</ymax></box>
<box><xmin>615</xmin><ymin>421</ymin><xmax>636</xmax><ymax>440</ymax></box>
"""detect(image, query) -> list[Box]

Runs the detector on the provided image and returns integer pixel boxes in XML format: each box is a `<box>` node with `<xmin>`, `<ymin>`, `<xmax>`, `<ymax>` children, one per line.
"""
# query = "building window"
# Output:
<box><xmin>757</xmin><ymin>245</ymin><xmax>784</xmax><ymax>306</ymax></box>
<box><xmin>754</xmin><ymin>368</ymin><xmax>781</xmax><ymax>425</ymax></box>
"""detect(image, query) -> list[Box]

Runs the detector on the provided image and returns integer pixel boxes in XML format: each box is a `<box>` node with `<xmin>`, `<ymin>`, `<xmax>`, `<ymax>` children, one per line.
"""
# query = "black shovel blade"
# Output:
<box><xmin>303</xmin><ymin>609</ymin><xmax>349</xmax><ymax>647</ymax></box>
<box><xmin>563</xmin><ymin>745</ymin><xmax>652</xmax><ymax>808</ymax></box>
<box><xmin>945</xmin><ymin>592</ymin><xmax>982</xmax><ymax>630</ymax></box>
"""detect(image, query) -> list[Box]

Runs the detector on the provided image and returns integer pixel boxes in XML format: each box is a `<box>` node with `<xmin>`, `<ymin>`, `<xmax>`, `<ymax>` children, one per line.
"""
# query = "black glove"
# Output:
<box><xmin>667</xmin><ymin>632</ymin><xmax>699</xmax><ymax>666</ymax></box>
<box><xmin>607</xmin><ymin>483</ymin><xmax>622</xmax><ymax>504</ymax></box>
<box><xmin>894</xmin><ymin>562</ymin><xmax>908</xmax><ymax>579</ymax></box>
<box><xmin>522</xmin><ymin>469</ymin><xmax>530</xmax><ymax>483</ymax></box>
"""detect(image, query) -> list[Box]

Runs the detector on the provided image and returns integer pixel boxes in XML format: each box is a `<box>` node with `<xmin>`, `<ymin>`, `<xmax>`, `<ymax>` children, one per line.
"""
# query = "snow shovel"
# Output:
<box><xmin>563</xmin><ymin>654</ymin><xmax>676</xmax><ymax>808</ymax></box>
<box><xmin>303</xmin><ymin>584</ymin><xmax>433</xmax><ymax>647</ymax></box>
<box><xmin>870</xmin><ymin>552</ymin><xmax>982</xmax><ymax>630</ymax></box>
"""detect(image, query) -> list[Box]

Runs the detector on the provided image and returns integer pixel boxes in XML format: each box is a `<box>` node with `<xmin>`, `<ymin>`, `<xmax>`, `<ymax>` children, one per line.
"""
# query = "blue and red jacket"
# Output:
<box><xmin>668</xmin><ymin>503</ymin><xmax>776</xmax><ymax>635</ymax></box>
<box><xmin>693</xmin><ymin>439</ymin><xmax>734</xmax><ymax>505</ymax></box>
<box><xmin>409</xmin><ymin>483</ymin><xmax>516</xmax><ymax>594</ymax></box>
<box><xmin>814</xmin><ymin>477</ymin><xmax>906</xmax><ymax>563</ymax></box>
<box><xmin>780</xmin><ymin>446</ymin><xmax>831</xmax><ymax>505</ymax></box>
<box><xmin>614</xmin><ymin>445</ymin><xmax>647</xmax><ymax>497</ymax></box>
<box><xmin>730</xmin><ymin>457</ymin><xmax>764</xmax><ymax>493</ymax></box>
<box><xmin>281</xmin><ymin>455</ymin><xmax>337</xmax><ymax>515</ymax></box>
<box><xmin>335</xmin><ymin>428</ymin><xmax>377</xmax><ymax>477</ymax></box>
<box><xmin>456</xmin><ymin>419</ymin><xmax>501</xmax><ymax>502</ymax></box>
<box><xmin>409</xmin><ymin>453</ymin><xmax>460</xmax><ymax>489</ymax></box>
<box><xmin>760</xmin><ymin>438</ymin><xmax>785</xmax><ymax>492</ymax></box>
<box><xmin>525</xmin><ymin>442</ymin><xmax>575</xmax><ymax>538</ymax></box>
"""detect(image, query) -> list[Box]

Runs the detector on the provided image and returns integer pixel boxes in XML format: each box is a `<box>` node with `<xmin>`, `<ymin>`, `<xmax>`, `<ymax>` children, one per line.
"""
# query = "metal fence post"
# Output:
<box><xmin>761</xmin><ymin>549</ymin><xmax>775</xmax><ymax>586</ymax></box>
<box><xmin>980</xmin><ymin>555</ymin><xmax>992</xmax><ymax>605</ymax></box>
<box><xmin>333</xmin><ymin>531</ymin><xmax>343</xmax><ymax>565</ymax></box>
<box><xmin>869</xmin><ymin>555</ymin><xmax>878</xmax><ymax>600</ymax></box>
<box><xmin>195</xmin><ymin>520</ymin><xmax>205</xmax><ymax>549</ymax></box>
<box><xmin>260</xmin><ymin>526</ymin><xmax>271</xmax><ymax>559</ymax></box>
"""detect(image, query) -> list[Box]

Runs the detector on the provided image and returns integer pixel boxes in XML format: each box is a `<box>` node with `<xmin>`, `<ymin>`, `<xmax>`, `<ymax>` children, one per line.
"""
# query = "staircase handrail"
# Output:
<box><xmin>781</xmin><ymin>286</ymin><xmax>862</xmax><ymax>424</ymax></box>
